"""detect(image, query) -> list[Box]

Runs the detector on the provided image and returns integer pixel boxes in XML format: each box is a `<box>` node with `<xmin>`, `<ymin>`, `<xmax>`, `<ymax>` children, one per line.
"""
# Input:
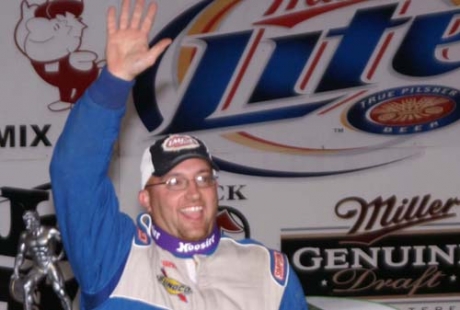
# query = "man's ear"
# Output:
<box><xmin>138</xmin><ymin>189</ymin><xmax>152</xmax><ymax>212</ymax></box>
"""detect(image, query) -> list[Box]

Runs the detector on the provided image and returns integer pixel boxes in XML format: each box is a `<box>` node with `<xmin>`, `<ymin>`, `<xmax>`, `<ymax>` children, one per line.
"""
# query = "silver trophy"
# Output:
<box><xmin>10</xmin><ymin>210</ymin><xmax>72</xmax><ymax>310</ymax></box>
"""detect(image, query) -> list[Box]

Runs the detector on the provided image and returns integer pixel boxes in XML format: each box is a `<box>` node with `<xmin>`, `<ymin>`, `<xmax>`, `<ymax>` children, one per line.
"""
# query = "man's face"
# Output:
<box><xmin>143</xmin><ymin>158</ymin><xmax>218</xmax><ymax>242</ymax></box>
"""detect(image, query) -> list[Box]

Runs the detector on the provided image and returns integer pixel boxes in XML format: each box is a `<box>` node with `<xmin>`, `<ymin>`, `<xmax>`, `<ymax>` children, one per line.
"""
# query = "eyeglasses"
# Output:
<box><xmin>145</xmin><ymin>173</ymin><xmax>218</xmax><ymax>191</ymax></box>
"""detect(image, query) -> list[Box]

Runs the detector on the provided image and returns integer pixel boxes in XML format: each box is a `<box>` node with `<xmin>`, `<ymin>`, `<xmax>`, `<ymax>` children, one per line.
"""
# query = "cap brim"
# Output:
<box><xmin>152</xmin><ymin>154</ymin><xmax>219</xmax><ymax>177</ymax></box>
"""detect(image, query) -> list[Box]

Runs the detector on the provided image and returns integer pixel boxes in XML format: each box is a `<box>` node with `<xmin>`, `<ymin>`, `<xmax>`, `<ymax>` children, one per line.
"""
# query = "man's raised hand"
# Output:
<box><xmin>106</xmin><ymin>0</ymin><xmax>171</xmax><ymax>81</ymax></box>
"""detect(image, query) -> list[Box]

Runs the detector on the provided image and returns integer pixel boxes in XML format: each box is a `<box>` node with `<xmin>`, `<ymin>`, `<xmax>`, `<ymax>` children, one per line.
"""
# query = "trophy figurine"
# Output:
<box><xmin>10</xmin><ymin>210</ymin><xmax>72</xmax><ymax>310</ymax></box>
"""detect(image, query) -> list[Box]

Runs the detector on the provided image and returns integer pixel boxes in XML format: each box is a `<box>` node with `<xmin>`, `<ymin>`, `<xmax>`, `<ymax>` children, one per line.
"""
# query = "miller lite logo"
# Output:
<box><xmin>134</xmin><ymin>0</ymin><xmax>460</xmax><ymax>177</ymax></box>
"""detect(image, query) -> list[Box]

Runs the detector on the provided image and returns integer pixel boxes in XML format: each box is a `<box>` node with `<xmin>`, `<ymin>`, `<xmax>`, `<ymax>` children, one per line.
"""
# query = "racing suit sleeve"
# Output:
<box><xmin>50</xmin><ymin>67</ymin><xmax>136</xmax><ymax>297</ymax></box>
<box><xmin>279</xmin><ymin>264</ymin><xmax>309</xmax><ymax>310</ymax></box>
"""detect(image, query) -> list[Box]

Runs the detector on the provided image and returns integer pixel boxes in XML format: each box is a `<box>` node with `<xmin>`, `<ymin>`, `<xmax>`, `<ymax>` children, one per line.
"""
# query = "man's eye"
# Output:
<box><xmin>197</xmin><ymin>175</ymin><xmax>212</xmax><ymax>184</ymax></box>
<box><xmin>167</xmin><ymin>177</ymin><xmax>180</xmax><ymax>186</ymax></box>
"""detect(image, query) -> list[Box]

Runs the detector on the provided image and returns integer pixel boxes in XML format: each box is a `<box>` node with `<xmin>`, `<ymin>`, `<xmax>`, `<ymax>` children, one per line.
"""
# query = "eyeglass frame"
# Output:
<box><xmin>144</xmin><ymin>171</ymin><xmax>218</xmax><ymax>191</ymax></box>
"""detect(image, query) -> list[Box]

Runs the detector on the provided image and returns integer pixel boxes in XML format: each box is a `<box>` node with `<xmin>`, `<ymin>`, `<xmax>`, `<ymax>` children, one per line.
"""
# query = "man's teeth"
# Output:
<box><xmin>182</xmin><ymin>206</ymin><xmax>203</xmax><ymax>213</ymax></box>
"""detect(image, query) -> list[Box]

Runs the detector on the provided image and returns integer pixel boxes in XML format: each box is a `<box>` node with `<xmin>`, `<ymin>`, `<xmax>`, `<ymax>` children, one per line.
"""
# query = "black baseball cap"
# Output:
<box><xmin>140</xmin><ymin>134</ymin><xmax>219</xmax><ymax>187</ymax></box>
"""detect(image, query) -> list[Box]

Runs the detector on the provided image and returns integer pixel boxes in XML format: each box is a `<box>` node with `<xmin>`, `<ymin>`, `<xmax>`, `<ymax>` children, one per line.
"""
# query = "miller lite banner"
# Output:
<box><xmin>1</xmin><ymin>0</ymin><xmax>460</xmax><ymax>309</ymax></box>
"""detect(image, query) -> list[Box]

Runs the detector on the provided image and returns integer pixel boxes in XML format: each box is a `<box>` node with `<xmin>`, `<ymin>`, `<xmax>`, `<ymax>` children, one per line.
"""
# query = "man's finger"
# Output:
<box><xmin>145</xmin><ymin>38</ymin><xmax>172</xmax><ymax>65</ymax></box>
<box><xmin>140</xmin><ymin>2</ymin><xmax>157</xmax><ymax>34</ymax></box>
<box><xmin>130</xmin><ymin>0</ymin><xmax>145</xmax><ymax>29</ymax></box>
<box><xmin>119</xmin><ymin>0</ymin><xmax>131</xmax><ymax>30</ymax></box>
<box><xmin>107</xmin><ymin>6</ymin><xmax>117</xmax><ymax>35</ymax></box>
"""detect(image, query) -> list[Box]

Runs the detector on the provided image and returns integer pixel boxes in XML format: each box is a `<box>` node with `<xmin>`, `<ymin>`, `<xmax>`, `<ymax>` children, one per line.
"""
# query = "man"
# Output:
<box><xmin>11</xmin><ymin>211</ymin><xmax>71</xmax><ymax>310</ymax></box>
<box><xmin>50</xmin><ymin>0</ymin><xmax>308</xmax><ymax>309</ymax></box>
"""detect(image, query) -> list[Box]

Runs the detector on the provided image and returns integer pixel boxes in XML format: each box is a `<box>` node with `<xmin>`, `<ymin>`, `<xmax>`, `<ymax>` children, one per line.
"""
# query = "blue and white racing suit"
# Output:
<box><xmin>50</xmin><ymin>68</ymin><xmax>309</xmax><ymax>310</ymax></box>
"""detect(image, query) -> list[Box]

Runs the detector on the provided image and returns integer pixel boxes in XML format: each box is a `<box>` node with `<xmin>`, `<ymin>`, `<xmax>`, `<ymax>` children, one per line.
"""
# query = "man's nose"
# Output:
<box><xmin>185</xmin><ymin>179</ymin><xmax>201</xmax><ymax>199</ymax></box>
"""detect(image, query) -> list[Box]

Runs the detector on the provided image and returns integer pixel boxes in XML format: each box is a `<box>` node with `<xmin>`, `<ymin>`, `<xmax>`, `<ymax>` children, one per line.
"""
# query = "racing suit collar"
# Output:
<box><xmin>150</xmin><ymin>222</ymin><xmax>221</xmax><ymax>258</ymax></box>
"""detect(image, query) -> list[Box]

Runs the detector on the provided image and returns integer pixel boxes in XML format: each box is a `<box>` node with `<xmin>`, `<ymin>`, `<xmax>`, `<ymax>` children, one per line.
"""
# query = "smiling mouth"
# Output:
<box><xmin>181</xmin><ymin>206</ymin><xmax>203</xmax><ymax>214</ymax></box>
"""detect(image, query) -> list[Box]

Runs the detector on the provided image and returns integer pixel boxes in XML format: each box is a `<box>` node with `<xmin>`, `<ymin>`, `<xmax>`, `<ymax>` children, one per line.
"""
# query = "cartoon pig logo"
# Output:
<box><xmin>15</xmin><ymin>0</ymin><xmax>103</xmax><ymax>111</ymax></box>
